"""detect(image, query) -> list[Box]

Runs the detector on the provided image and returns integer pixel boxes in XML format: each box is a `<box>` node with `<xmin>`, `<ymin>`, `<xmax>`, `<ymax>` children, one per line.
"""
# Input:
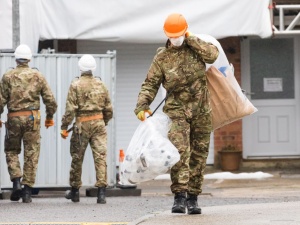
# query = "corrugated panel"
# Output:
<box><xmin>0</xmin><ymin>52</ymin><xmax>117</xmax><ymax>188</ymax></box>
<box><xmin>77</xmin><ymin>41</ymin><xmax>214</xmax><ymax>165</ymax></box>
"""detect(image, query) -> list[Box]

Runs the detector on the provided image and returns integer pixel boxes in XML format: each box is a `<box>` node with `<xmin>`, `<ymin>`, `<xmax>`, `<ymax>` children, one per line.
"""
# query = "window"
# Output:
<box><xmin>250</xmin><ymin>38</ymin><xmax>294</xmax><ymax>99</ymax></box>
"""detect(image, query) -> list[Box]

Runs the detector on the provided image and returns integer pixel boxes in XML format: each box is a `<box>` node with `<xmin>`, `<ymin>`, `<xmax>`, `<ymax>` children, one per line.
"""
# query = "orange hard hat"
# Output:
<box><xmin>163</xmin><ymin>13</ymin><xmax>188</xmax><ymax>38</ymax></box>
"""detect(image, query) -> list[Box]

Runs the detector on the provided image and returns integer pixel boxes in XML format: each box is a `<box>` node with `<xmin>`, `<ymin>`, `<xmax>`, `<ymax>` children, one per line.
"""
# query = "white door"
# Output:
<box><xmin>242</xmin><ymin>37</ymin><xmax>300</xmax><ymax>158</ymax></box>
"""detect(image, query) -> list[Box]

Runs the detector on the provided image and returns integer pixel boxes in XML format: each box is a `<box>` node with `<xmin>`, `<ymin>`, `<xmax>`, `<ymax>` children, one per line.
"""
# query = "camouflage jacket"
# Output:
<box><xmin>134</xmin><ymin>35</ymin><xmax>219</xmax><ymax>119</ymax></box>
<box><xmin>61</xmin><ymin>72</ymin><xmax>113</xmax><ymax>129</ymax></box>
<box><xmin>0</xmin><ymin>64</ymin><xmax>57</xmax><ymax>119</ymax></box>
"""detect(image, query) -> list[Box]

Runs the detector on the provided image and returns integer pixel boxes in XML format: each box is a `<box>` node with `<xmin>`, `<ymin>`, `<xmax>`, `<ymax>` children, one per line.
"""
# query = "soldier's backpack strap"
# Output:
<box><xmin>149</xmin><ymin>84</ymin><xmax>177</xmax><ymax>118</ymax></box>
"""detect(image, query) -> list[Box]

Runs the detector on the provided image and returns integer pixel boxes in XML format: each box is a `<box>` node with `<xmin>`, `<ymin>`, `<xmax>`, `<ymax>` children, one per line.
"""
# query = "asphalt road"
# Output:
<box><xmin>0</xmin><ymin>170</ymin><xmax>300</xmax><ymax>224</ymax></box>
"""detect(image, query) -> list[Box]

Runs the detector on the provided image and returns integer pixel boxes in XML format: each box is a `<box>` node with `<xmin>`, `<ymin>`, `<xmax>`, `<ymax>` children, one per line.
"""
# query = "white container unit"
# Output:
<box><xmin>0</xmin><ymin>52</ymin><xmax>116</xmax><ymax>190</ymax></box>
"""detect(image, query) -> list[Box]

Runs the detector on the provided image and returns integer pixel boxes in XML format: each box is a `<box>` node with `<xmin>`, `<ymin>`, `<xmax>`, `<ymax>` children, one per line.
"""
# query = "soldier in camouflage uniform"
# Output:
<box><xmin>135</xmin><ymin>14</ymin><xmax>219</xmax><ymax>214</ymax></box>
<box><xmin>61</xmin><ymin>54</ymin><xmax>113</xmax><ymax>204</ymax></box>
<box><xmin>0</xmin><ymin>44</ymin><xmax>57</xmax><ymax>203</ymax></box>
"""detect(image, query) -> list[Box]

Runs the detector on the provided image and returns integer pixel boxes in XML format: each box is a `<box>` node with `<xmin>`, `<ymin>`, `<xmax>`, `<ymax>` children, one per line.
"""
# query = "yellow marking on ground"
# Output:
<box><xmin>0</xmin><ymin>223</ymin><xmax>128</xmax><ymax>225</ymax></box>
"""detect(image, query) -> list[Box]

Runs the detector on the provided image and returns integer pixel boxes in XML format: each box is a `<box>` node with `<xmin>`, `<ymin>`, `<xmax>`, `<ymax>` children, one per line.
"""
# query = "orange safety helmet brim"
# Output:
<box><xmin>163</xmin><ymin>13</ymin><xmax>188</xmax><ymax>38</ymax></box>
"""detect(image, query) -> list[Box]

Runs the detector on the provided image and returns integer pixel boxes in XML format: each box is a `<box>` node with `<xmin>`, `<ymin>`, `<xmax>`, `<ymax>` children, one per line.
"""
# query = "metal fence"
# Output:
<box><xmin>0</xmin><ymin>52</ymin><xmax>116</xmax><ymax>190</ymax></box>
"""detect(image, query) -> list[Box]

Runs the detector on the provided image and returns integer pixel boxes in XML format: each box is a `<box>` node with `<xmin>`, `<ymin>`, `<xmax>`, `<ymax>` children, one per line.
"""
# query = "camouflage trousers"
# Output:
<box><xmin>4</xmin><ymin>116</ymin><xmax>41</xmax><ymax>187</ymax></box>
<box><xmin>69</xmin><ymin>119</ymin><xmax>107</xmax><ymax>189</ymax></box>
<box><xmin>169</xmin><ymin>113</ymin><xmax>212</xmax><ymax>195</ymax></box>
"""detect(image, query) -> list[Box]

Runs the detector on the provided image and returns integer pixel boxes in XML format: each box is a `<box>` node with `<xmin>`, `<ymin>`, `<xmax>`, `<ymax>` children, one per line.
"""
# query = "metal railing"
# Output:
<box><xmin>273</xmin><ymin>4</ymin><xmax>300</xmax><ymax>35</ymax></box>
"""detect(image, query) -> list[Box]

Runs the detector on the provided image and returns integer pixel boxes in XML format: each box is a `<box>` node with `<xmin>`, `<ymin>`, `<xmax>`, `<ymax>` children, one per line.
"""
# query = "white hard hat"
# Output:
<box><xmin>78</xmin><ymin>54</ymin><xmax>96</xmax><ymax>72</ymax></box>
<box><xmin>14</xmin><ymin>44</ymin><xmax>32</xmax><ymax>60</ymax></box>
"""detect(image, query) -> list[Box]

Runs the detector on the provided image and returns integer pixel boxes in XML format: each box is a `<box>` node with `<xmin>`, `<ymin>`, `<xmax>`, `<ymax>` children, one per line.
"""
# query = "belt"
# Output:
<box><xmin>8</xmin><ymin>110</ymin><xmax>35</xmax><ymax>117</ymax></box>
<box><xmin>77</xmin><ymin>114</ymin><xmax>103</xmax><ymax>122</ymax></box>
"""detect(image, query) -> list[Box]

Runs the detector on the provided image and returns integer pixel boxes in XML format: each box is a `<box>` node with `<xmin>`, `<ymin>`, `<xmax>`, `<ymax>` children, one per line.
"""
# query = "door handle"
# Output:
<box><xmin>242</xmin><ymin>89</ymin><xmax>255</xmax><ymax>96</ymax></box>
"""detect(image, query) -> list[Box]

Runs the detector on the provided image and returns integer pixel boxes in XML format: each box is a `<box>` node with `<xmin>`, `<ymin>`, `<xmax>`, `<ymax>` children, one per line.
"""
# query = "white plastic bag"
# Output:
<box><xmin>196</xmin><ymin>33</ymin><xmax>257</xmax><ymax>129</ymax></box>
<box><xmin>119</xmin><ymin>112</ymin><xmax>180</xmax><ymax>185</ymax></box>
<box><xmin>195</xmin><ymin>33</ymin><xmax>230</xmax><ymax>72</ymax></box>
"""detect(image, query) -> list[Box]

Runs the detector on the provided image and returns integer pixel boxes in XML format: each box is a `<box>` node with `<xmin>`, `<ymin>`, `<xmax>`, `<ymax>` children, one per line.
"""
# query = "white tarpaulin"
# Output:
<box><xmin>0</xmin><ymin>0</ymin><xmax>12</xmax><ymax>49</ymax></box>
<box><xmin>0</xmin><ymin>0</ymin><xmax>272</xmax><ymax>53</ymax></box>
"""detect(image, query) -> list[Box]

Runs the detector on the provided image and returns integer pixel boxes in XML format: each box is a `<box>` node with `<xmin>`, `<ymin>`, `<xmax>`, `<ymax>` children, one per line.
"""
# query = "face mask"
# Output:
<box><xmin>169</xmin><ymin>36</ymin><xmax>184</xmax><ymax>47</ymax></box>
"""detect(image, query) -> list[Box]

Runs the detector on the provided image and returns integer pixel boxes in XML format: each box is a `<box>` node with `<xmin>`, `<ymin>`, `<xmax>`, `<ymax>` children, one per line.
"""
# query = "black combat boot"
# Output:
<box><xmin>171</xmin><ymin>192</ymin><xmax>186</xmax><ymax>213</ymax></box>
<box><xmin>187</xmin><ymin>193</ymin><xmax>201</xmax><ymax>214</ymax></box>
<box><xmin>65</xmin><ymin>187</ymin><xmax>80</xmax><ymax>202</ymax></box>
<box><xmin>10</xmin><ymin>177</ymin><xmax>22</xmax><ymax>201</ymax></box>
<box><xmin>22</xmin><ymin>185</ymin><xmax>32</xmax><ymax>203</ymax></box>
<box><xmin>97</xmin><ymin>187</ymin><xmax>106</xmax><ymax>204</ymax></box>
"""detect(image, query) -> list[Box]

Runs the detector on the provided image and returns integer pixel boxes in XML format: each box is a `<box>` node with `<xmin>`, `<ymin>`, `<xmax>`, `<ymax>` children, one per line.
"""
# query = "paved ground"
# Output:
<box><xmin>0</xmin><ymin>169</ymin><xmax>300</xmax><ymax>225</ymax></box>
<box><xmin>131</xmin><ymin>170</ymin><xmax>300</xmax><ymax>225</ymax></box>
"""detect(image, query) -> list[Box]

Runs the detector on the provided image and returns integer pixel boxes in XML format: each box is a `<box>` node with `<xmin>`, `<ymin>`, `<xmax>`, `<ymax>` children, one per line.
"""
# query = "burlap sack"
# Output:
<box><xmin>206</xmin><ymin>66</ymin><xmax>257</xmax><ymax>130</ymax></box>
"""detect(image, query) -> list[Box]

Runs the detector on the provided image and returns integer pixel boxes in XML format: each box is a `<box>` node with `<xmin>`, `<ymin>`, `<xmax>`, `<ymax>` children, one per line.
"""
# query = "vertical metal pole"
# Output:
<box><xmin>106</xmin><ymin>50</ymin><xmax>117</xmax><ymax>187</ymax></box>
<box><xmin>0</xmin><ymin>0</ymin><xmax>20</xmax><ymax>198</ymax></box>
<box><xmin>0</xmin><ymin>128</ymin><xmax>2</xmax><ymax>197</ymax></box>
<box><xmin>279</xmin><ymin>7</ymin><xmax>284</xmax><ymax>32</ymax></box>
<box><xmin>12</xmin><ymin>0</ymin><xmax>20</xmax><ymax>49</ymax></box>
<box><xmin>269</xmin><ymin>0</ymin><xmax>274</xmax><ymax>31</ymax></box>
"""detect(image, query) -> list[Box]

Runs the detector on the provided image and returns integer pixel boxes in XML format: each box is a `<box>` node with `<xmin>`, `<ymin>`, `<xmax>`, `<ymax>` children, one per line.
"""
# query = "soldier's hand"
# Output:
<box><xmin>185</xmin><ymin>31</ymin><xmax>193</xmax><ymax>38</ymax></box>
<box><xmin>60</xmin><ymin>130</ymin><xmax>68</xmax><ymax>139</ymax></box>
<box><xmin>137</xmin><ymin>110</ymin><xmax>152</xmax><ymax>121</ymax></box>
<box><xmin>45</xmin><ymin>119</ymin><xmax>54</xmax><ymax>128</ymax></box>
